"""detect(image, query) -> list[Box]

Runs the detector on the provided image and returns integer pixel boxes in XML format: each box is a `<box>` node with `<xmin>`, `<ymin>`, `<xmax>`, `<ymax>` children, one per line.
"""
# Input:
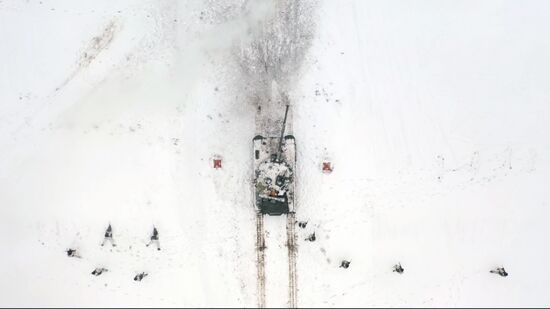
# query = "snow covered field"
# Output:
<box><xmin>1</xmin><ymin>0</ymin><xmax>550</xmax><ymax>307</ymax></box>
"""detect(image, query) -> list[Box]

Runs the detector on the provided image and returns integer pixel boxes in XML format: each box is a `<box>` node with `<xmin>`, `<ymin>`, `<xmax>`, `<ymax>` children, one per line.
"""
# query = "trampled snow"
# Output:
<box><xmin>1</xmin><ymin>0</ymin><xmax>550</xmax><ymax>307</ymax></box>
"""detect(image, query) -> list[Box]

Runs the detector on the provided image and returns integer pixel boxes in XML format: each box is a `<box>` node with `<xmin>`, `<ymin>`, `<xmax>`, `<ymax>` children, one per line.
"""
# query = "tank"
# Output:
<box><xmin>253</xmin><ymin>105</ymin><xmax>296</xmax><ymax>215</ymax></box>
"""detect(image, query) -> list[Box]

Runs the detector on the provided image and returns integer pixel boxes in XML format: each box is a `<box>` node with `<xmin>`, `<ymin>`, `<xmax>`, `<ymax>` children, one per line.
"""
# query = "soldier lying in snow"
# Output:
<box><xmin>340</xmin><ymin>260</ymin><xmax>351</xmax><ymax>269</ymax></box>
<box><xmin>146</xmin><ymin>227</ymin><xmax>161</xmax><ymax>250</ymax></box>
<box><xmin>134</xmin><ymin>272</ymin><xmax>148</xmax><ymax>281</ymax></box>
<box><xmin>101</xmin><ymin>224</ymin><xmax>116</xmax><ymax>247</ymax></box>
<box><xmin>393</xmin><ymin>263</ymin><xmax>404</xmax><ymax>274</ymax></box>
<box><xmin>66</xmin><ymin>248</ymin><xmax>81</xmax><ymax>258</ymax></box>
<box><xmin>91</xmin><ymin>267</ymin><xmax>108</xmax><ymax>276</ymax></box>
<box><xmin>490</xmin><ymin>267</ymin><xmax>508</xmax><ymax>277</ymax></box>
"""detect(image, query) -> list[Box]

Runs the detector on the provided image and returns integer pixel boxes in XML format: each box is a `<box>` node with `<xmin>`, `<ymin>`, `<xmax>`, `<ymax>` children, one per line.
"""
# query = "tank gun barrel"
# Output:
<box><xmin>277</xmin><ymin>104</ymin><xmax>290</xmax><ymax>161</ymax></box>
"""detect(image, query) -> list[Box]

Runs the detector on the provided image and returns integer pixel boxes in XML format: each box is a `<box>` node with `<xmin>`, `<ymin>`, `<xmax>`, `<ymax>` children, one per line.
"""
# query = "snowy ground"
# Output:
<box><xmin>1</xmin><ymin>0</ymin><xmax>550</xmax><ymax>307</ymax></box>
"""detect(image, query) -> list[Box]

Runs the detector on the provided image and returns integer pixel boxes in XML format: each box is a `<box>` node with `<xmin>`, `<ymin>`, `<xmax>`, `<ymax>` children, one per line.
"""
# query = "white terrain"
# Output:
<box><xmin>1</xmin><ymin>0</ymin><xmax>550</xmax><ymax>307</ymax></box>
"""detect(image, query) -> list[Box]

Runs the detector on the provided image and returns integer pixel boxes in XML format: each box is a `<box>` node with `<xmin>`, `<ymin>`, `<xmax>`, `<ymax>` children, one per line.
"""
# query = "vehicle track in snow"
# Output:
<box><xmin>255</xmin><ymin>212</ymin><xmax>298</xmax><ymax>308</ymax></box>
<box><xmin>287</xmin><ymin>212</ymin><xmax>298</xmax><ymax>308</ymax></box>
<box><xmin>256</xmin><ymin>212</ymin><xmax>266</xmax><ymax>308</ymax></box>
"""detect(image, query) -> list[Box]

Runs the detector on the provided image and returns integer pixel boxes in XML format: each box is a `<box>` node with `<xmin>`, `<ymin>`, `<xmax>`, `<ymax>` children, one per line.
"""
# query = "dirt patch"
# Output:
<box><xmin>56</xmin><ymin>20</ymin><xmax>119</xmax><ymax>91</ymax></box>
<box><xmin>236</xmin><ymin>0</ymin><xmax>318</xmax><ymax>102</ymax></box>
